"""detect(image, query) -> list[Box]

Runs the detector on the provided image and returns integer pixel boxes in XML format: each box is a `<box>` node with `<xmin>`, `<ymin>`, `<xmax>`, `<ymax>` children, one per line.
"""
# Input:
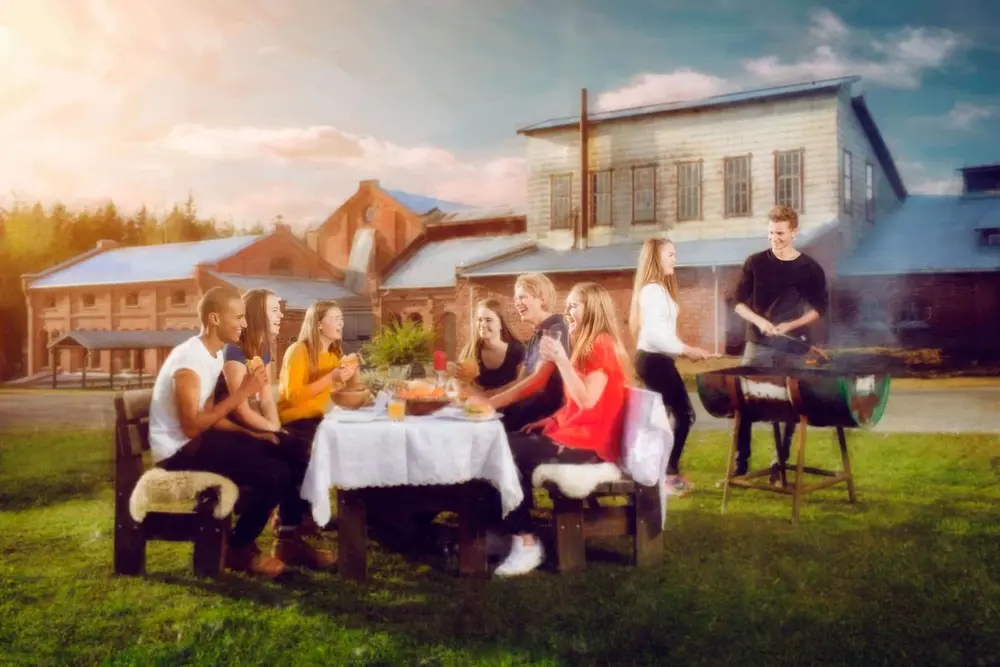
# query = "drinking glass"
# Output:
<box><xmin>387</xmin><ymin>397</ymin><xmax>406</xmax><ymax>422</ymax></box>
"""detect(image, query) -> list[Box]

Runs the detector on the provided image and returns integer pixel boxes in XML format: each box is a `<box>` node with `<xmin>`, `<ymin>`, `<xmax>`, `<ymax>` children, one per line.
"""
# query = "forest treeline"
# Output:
<box><xmin>0</xmin><ymin>197</ymin><xmax>274</xmax><ymax>380</ymax></box>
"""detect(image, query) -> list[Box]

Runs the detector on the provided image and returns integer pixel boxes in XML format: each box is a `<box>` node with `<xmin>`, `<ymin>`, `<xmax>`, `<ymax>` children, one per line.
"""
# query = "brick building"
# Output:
<box><xmin>22</xmin><ymin>224</ymin><xmax>367</xmax><ymax>381</ymax></box>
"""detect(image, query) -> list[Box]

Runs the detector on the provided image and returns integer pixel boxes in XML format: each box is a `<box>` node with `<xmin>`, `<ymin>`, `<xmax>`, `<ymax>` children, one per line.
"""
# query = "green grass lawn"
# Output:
<box><xmin>2</xmin><ymin>427</ymin><xmax>999</xmax><ymax>666</ymax></box>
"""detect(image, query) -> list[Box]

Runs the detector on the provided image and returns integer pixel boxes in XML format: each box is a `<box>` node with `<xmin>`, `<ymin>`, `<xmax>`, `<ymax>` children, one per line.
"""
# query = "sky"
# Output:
<box><xmin>1</xmin><ymin>0</ymin><xmax>998</xmax><ymax>228</ymax></box>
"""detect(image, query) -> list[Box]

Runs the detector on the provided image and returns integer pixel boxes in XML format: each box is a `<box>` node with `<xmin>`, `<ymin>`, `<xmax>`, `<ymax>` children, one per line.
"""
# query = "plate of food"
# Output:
<box><xmin>458</xmin><ymin>397</ymin><xmax>498</xmax><ymax>422</ymax></box>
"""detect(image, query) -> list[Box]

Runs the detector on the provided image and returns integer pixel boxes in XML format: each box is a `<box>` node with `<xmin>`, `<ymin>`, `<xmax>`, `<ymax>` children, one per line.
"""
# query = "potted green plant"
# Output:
<box><xmin>361</xmin><ymin>318</ymin><xmax>434</xmax><ymax>380</ymax></box>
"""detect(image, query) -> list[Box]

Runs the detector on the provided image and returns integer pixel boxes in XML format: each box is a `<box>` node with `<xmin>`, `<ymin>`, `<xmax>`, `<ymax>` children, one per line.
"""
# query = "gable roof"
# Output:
<box><xmin>382</xmin><ymin>234</ymin><xmax>533</xmax><ymax>289</ymax></box>
<box><xmin>211</xmin><ymin>272</ymin><xmax>358</xmax><ymax>309</ymax></box>
<box><xmin>851</xmin><ymin>96</ymin><xmax>907</xmax><ymax>201</ymax></box>
<box><xmin>383</xmin><ymin>188</ymin><xmax>473</xmax><ymax>215</ymax></box>
<box><xmin>837</xmin><ymin>195</ymin><xmax>1000</xmax><ymax>276</ymax></box>
<box><xmin>518</xmin><ymin>76</ymin><xmax>861</xmax><ymax>134</ymax></box>
<box><xmin>29</xmin><ymin>235</ymin><xmax>261</xmax><ymax>289</ymax></box>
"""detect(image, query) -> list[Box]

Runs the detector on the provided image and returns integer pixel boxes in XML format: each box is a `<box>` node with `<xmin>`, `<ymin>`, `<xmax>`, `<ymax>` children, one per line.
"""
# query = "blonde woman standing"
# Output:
<box><xmin>630</xmin><ymin>238</ymin><xmax>714</xmax><ymax>496</ymax></box>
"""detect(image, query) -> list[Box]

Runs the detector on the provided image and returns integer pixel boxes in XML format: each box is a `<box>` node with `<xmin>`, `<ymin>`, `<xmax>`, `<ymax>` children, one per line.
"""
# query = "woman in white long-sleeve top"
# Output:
<box><xmin>629</xmin><ymin>238</ymin><xmax>715</xmax><ymax>496</ymax></box>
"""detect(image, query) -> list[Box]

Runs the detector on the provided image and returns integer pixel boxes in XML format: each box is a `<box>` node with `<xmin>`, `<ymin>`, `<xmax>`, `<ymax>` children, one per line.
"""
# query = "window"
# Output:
<box><xmin>549</xmin><ymin>174</ymin><xmax>573</xmax><ymax>230</ymax></box>
<box><xmin>631</xmin><ymin>165</ymin><xmax>656</xmax><ymax>223</ymax></box>
<box><xmin>676</xmin><ymin>161</ymin><xmax>702</xmax><ymax>221</ymax></box>
<box><xmin>842</xmin><ymin>149</ymin><xmax>853</xmax><ymax>215</ymax></box>
<box><xmin>865</xmin><ymin>163</ymin><xmax>875</xmax><ymax>222</ymax></box>
<box><xmin>170</xmin><ymin>290</ymin><xmax>186</xmax><ymax>307</ymax></box>
<box><xmin>88</xmin><ymin>350</ymin><xmax>102</xmax><ymax>370</ymax></box>
<box><xmin>774</xmin><ymin>150</ymin><xmax>804</xmax><ymax>211</ymax></box>
<box><xmin>724</xmin><ymin>155</ymin><xmax>751</xmax><ymax>217</ymax></box>
<box><xmin>269</xmin><ymin>256</ymin><xmax>294</xmax><ymax>276</ymax></box>
<box><xmin>81</xmin><ymin>293</ymin><xmax>96</xmax><ymax>309</ymax></box>
<box><xmin>979</xmin><ymin>228</ymin><xmax>1000</xmax><ymax>246</ymax></box>
<box><xmin>125</xmin><ymin>291</ymin><xmax>139</xmax><ymax>307</ymax></box>
<box><xmin>44</xmin><ymin>296</ymin><xmax>56</xmax><ymax>310</ymax></box>
<box><xmin>590</xmin><ymin>170</ymin><xmax>613</xmax><ymax>226</ymax></box>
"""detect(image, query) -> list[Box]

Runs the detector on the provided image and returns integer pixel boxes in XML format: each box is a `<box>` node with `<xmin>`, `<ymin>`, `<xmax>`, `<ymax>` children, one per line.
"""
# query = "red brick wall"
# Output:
<box><xmin>216</xmin><ymin>228</ymin><xmax>344</xmax><ymax>280</ymax></box>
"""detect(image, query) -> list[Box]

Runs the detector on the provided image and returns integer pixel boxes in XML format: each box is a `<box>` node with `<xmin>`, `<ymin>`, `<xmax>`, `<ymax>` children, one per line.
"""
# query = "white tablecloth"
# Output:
<box><xmin>300</xmin><ymin>406</ymin><xmax>525</xmax><ymax>527</ymax></box>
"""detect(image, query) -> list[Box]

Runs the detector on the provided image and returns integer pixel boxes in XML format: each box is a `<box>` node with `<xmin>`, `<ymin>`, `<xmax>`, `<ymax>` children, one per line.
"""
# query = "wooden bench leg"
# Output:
<box><xmin>114</xmin><ymin>488</ymin><xmax>145</xmax><ymax>576</ymax></box>
<box><xmin>551</xmin><ymin>492</ymin><xmax>586</xmax><ymax>573</ymax></box>
<box><xmin>633</xmin><ymin>484</ymin><xmax>663</xmax><ymax>567</ymax></box>
<box><xmin>114</xmin><ymin>521</ymin><xmax>146</xmax><ymax>576</ymax></box>
<box><xmin>337</xmin><ymin>489</ymin><xmax>368</xmax><ymax>583</ymax></box>
<box><xmin>458</xmin><ymin>483</ymin><xmax>489</xmax><ymax>578</ymax></box>
<box><xmin>192</xmin><ymin>487</ymin><xmax>228</xmax><ymax>578</ymax></box>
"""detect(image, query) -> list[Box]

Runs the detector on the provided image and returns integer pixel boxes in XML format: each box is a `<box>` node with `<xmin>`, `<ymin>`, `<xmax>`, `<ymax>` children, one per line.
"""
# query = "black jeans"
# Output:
<box><xmin>734</xmin><ymin>341</ymin><xmax>800</xmax><ymax>475</ymax></box>
<box><xmin>501</xmin><ymin>433</ymin><xmax>600</xmax><ymax>535</ymax></box>
<box><xmin>161</xmin><ymin>428</ymin><xmax>310</xmax><ymax>549</ymax></box>
<box><xmin>634</xmin><ymin>350</ymin><xmax>696</xmax><ymax>476</ymax></box>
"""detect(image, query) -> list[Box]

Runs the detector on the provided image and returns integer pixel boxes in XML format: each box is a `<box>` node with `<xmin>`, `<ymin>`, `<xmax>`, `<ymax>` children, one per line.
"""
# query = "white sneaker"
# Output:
<box><xmin>494</xmin><ymin>535</ymin><xmax>544</xmax><ymax>578</ymax></box>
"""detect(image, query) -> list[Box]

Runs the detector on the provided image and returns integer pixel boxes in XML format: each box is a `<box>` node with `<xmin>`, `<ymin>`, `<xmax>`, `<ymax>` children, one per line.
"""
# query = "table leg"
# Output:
<box><xmin>458</xmin><ymin>483</ymin><xmax>489</xmax><ymax>578</ymax></box>
<box><xmin>337</xmin><ymin>489</ymin><xmax>368</xmax><ymax>583</ymax></box>
<box><xmin>836</xmin><ymin>426</ymin><xmax>857</xmax><ymax>504</ymax></box>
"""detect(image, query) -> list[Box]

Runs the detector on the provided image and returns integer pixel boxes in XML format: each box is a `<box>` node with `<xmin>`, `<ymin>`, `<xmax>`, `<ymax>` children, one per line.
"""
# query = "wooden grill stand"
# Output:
<box><xmin>720</xmin><ymin>375</ymin><xmax>857</xmax><ymax>523</ymax></box>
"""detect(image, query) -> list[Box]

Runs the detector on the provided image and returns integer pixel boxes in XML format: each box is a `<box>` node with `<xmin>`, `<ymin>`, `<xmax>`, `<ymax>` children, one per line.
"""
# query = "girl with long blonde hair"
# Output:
<box><xmin>631</xmin><ymin>238</ymin><xmax>713</xmax><ymax>496</ymax></box>
<box><xmin>488</xmin><ymin>281</ymin><xmax>630</xmax><ymax>578</ymax></box>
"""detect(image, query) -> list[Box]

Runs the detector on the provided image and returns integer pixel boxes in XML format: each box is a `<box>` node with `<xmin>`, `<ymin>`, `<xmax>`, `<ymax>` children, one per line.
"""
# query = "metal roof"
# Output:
<box><xmin>837</xmin><ymin>195</ymin><xmax>1000</xmax><ymax>277</ymax></box>
<box><xmin>518</xmin><ymin>76</ymin><xmax>860</xmax><ymax>134</ymax></box>
<box><xmin>429</xmin><ymin>204</ymin><xmax>526</xmax><ymax>225</ymax></box>
<box><xmin>383</xmin><ymin>188</ymin><xmax>472</xmax><ymax>215</ymax></box>
<box><xmin>460</xmin><ymin>235</ymin><xmax>774</xmax><ymax>277</ymax></box>
<box><xmin>214</xmin><ymin>273</ymin><xmax>358</xmax><ymax>309</ymax></box>
<box><xmin>49</xmin><ymin>329</ymin><xmax>197</xmax><ymax>350</ymax></box>
<box><xmin>382</xmin><ymin>234</ymin><xmax>533</xmax><ymax>289</ymax></box>
<box><xmin>30</xmin><ymin>236</ymin><xmax>261</xmax><ymax>289</ymax></box>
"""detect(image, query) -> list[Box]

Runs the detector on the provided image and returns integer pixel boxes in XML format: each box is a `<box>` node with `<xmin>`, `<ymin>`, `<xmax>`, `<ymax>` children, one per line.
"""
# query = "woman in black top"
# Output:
<box><xmin>459</xmin><ymin>298</ymin><xmax>525</xmax><ymax>392</ymax></box>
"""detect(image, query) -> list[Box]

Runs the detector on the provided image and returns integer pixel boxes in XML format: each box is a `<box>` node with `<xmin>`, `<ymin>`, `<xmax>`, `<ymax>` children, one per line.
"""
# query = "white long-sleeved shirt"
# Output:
<box><xmin>635</xmin><ymin>283</ymin><xmax>686</xmax><ymax>357</ymax></box>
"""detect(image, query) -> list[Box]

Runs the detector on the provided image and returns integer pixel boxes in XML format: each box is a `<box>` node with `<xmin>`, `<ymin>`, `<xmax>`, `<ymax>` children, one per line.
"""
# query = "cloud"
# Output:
<box><xmin>597</xmin><ymin>9</ymin><xmax>965</xmax><ymax>111</ymax></box>
<box><xmin>898</xmin><ymin>161</ymin><xmax>963</xmax><ymax>195</ymax></box>
<box><xmin>595</xmin><ymin>70</ymin><xmax>732</xmax><ymax>112</ymax></box>
<box><xmin>942</xmin><ymin>102</ymin><xmax>997</xmax><ymax>130</ymax></box>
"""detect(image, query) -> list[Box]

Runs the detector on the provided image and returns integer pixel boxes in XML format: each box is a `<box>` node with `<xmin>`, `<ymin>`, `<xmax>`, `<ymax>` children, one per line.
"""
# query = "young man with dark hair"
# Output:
<box><xmin>729</xmin><ymin>205</ymin><xmax>829</xmax><ymax>479</ymax></box>
<box><xmin>148</xmin><ymin>286</ymin><xmax>332</xmax><ymax>578</ymax></box>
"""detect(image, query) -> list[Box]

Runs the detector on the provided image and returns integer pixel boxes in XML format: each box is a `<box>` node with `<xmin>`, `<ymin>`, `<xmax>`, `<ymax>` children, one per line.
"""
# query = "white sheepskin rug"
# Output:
<box><xmin>531</xmin><ymin>462</ymin><xmax>625</xmax><ymax>498</ymax></box>
<box><xmin>129</xmin><ymin>468</ymin><xmax>239</xmax><ymax>522</ymax></box>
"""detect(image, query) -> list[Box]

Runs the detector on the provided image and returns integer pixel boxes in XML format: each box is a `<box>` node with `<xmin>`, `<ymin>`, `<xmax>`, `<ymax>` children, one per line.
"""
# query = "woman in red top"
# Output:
<box><xmin>492</xmin><ymin>281</ymin><xmax>630</xmax><ymax>577</ymax></box>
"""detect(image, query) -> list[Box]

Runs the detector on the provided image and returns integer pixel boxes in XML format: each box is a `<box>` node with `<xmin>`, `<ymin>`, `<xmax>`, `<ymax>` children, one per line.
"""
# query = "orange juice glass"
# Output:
<box><xmin>388</xmin><ymin>398</ymin><xmax>406</xmax><ymax>422</ymax></box>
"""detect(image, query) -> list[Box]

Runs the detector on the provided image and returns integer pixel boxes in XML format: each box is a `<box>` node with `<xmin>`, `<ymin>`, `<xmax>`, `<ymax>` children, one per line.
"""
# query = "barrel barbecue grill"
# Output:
<box><xmin>696</xmin><ymin>358</ymin><xmax>891</xmax><ymax>522</ymax></box>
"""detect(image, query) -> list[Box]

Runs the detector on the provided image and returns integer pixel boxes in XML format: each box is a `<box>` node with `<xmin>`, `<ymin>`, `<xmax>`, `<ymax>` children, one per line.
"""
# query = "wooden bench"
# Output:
<box><xmin>544</xmin><ymin>478</ymin><xmax>663</xmax><ymax>572</ymax></box>
<box><xmin>112</xmin><ymin>388</ymin><xmax>233</xmax><ymax>578</ymax></box>
<box><xmin>538</xmin><ymin>386</ymin><xmax>670</xmax><ymax>572</ymax></box>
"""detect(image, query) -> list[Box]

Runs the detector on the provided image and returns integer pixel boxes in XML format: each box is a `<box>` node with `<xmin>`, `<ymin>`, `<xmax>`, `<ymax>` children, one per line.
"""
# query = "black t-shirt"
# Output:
<box><xmin>733</xmin><ymin>250</ymin><xmax>829</xmax><ymax>346</ymax></box>
<box><xmin>476</xmin><ymin>340</ymin><xmax>525</xmax><ymax>391</ymax></box>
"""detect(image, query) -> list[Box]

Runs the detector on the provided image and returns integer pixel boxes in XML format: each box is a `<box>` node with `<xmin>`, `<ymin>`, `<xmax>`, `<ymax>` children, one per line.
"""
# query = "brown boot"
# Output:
<box><xmin>272</xmin><ymin>534</ymin><xmax>336</xmax><ymax>571</ymax></box>
<box><xmin>225</xmin><ymin>543</ymin><xmax>285</xmax><ymax>578</ymax></box>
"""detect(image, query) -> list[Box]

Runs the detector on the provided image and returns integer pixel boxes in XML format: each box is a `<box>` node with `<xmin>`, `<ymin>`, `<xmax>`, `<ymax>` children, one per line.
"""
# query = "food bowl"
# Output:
<box><xmin>404</xmin><ymin>398</ymin><xmax>451</xmax><ymax>416</ymax></box>
<box><xmin>331</xmin><ymin>388</ymin><xmax>371</xmax><ymax>410</ymax></box>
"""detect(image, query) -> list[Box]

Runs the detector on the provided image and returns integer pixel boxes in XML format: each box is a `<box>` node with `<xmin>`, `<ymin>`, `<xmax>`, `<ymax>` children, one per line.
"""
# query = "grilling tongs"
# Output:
<box><xmin>772</xmin><ymin>331</ymin><xmax>831</xmax><ymax>361</ymax></box>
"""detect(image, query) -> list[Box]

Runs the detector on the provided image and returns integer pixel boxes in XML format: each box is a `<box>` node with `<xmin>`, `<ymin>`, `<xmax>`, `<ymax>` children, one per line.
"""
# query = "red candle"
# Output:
<box><xmin>433</xmin><ymin>351</ymin><xmax>447</xmax><ymax>371</ymax></box>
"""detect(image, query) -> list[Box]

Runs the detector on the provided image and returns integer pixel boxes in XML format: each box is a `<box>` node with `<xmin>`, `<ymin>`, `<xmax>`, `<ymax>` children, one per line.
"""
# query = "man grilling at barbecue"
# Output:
<box><xmin>729</xmin><ymin>204</ymin><xmax>830</xmax><ymax>482</ymax></box>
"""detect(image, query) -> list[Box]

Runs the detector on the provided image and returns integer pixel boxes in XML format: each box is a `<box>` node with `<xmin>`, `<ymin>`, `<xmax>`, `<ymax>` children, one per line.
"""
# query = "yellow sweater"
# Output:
<box><xmin>278</xmin><ymin>341</ymin><xmax>341</xmax><ymax>423</ymax></box>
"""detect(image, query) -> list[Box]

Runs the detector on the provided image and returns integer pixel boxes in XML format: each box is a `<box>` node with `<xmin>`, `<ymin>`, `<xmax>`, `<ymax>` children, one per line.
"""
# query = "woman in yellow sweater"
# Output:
<box><xmin>278</xmin><ymin>299</ymin><xmax>358</xmax><ymax>443</ymax></box>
